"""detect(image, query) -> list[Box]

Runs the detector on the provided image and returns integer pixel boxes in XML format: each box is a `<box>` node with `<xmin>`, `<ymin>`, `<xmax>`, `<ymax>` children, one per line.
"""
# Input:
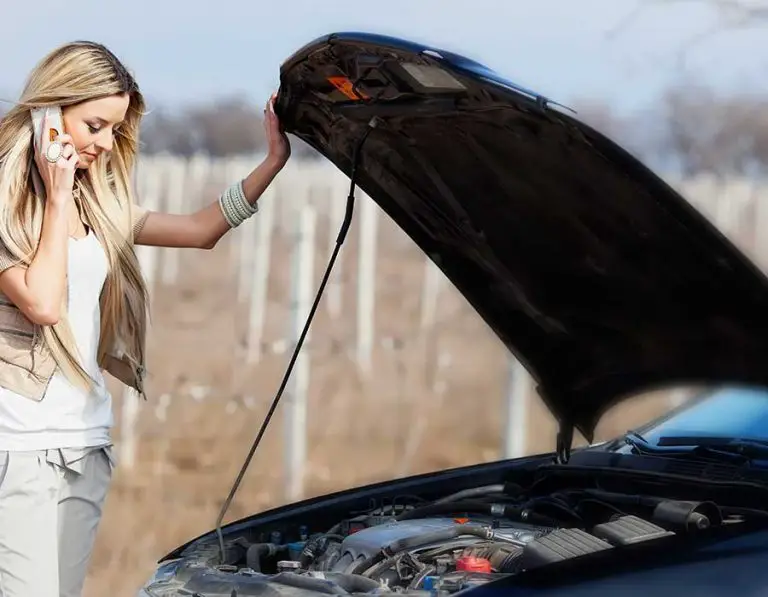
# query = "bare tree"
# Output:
<box><xmin>140</xmin><ymin>107</ymin><xmax>200</xmax><ymax>156</ymax></box>
<box><xmin>188</xmin><ymin>97</ymin><xmax>266</xmax><ymax>157</ymax></box>
<box><xmin>648</xmin><ymin>82</ymin><xmax>768</xmax><ymax>176</ymax></box>
<box><xmin>138</xmin><ymin>96</ymin><xmax>264</xmax><ymax>157</ymax></box>
<box><xmin>602</xmin><ymin>1</ymin><xmax>768</xmax><ymax>176</ymax></box>
<box><xmin>138</xmin><ymin>95</ymin><xmax>320</xmax><ymax>158</ymax></box>
<box><xmin>610</xmin><ymin>0</ymin><xmax>768</xmax><ymax>53</ymax></box>
<box><xmin>694</xmin><ymin>0</ymin><xmax>768</xmax><ymax>23</ymax></box>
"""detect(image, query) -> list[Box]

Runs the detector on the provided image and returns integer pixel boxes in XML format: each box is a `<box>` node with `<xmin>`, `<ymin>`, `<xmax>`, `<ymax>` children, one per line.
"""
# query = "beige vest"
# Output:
<box><xmin>0</xmin><ymin>203</ymin><xmax>149</xmax><ymax>401</ymax></box>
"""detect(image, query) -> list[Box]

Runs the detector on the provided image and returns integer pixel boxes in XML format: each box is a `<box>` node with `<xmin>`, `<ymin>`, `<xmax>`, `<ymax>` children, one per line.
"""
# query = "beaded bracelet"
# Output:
<box><xmin>218</xmin><ymin>179</ymin><xmax>258</xmax><ymax>228</ymax></box>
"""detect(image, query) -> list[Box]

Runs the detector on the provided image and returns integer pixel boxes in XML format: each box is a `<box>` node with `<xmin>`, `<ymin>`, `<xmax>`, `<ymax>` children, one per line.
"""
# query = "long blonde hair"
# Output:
<box><xmin>0</xmin><ymin>41</ymin><xmax>149</xmax><ymax>392</ymax></box>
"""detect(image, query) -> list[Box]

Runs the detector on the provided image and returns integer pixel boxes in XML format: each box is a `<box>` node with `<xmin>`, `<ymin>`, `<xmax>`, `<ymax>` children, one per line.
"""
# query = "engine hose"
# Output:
<box><xmin>386</xmin><ymin>524</ymin><xmax>494</xmax><ymax>554</ymax></box>
<box><xmin>417</xmin><ymin>539</ymin><xmax>488</xmax><ymax>559</ymax></box>
<box><xmin>349</xmin><ymin>553</ymin><xmax>385</xmax><ymax>577</ymax></box>
<box><xmin>497</xmin><ymin>551</ymin><xmax>525</xmax><ymax>573</ymax></box>
<box><xmin>270</xmin><ymin>571</ymin><xmax>348</xmax><ymax>595</ymax></box>
<box><xmin>408</xmin><ymin>565</ymin><xmax>437</xmax><ymax>590</ymax></box>
<box><xmin>395</xmin><ymin>500</ymin><xmax>511</xmax><ymax>521</ymax></box>
<box><xmin>361</xmin><ymin>553</ymin><xmax>407</xmax><ymax>579</ymax></box>
<box><xmin>299</xmin><ymin>542</ymin><xmax>320</xmax><ymax>568</ymax></box>
<box><xmin>299</xmin><ymin>534</ymin><xmax>344</xmax><ymax>568</ymax></box>
<box><xmin>466</xmin><ymin>542</ymin><xmax>523</xmax><ymax>572</ymax></box>
<box><xmin>577</xmin><ymin>489</ymin><xmax>660</xmax><ymax>508</ymax></box>
<box><xmin>395</xmin><ymin>501</ymin><xmax>558</xmax><ymax>527</ymax></box>
<box><xmin>521</xmin><ymin>496</ymin><xmax>582</xmax><ymax>522</ymax></box>
<box><xmin>722</xmin><ymin>506</ymin><xmax>768</xmax><ymax>520</ymax></box>
<box><xmin>326</xmin><ymin>573</ymin><xmax>383</xmax><ymax>593</ymax></box>
<box><xmin>245</xmin><ymin>543</ymin><xmax>285</xmax><ymax>573</ymax></box>
<box><xmin>350</xmin><ymin>524</ymin><xmax>494</xmax><ymax>576</ymax></box>
<box><xmin>432</xmin><ymin>485</ymin><xmax>506</xmax><ymax>504</ymax></box>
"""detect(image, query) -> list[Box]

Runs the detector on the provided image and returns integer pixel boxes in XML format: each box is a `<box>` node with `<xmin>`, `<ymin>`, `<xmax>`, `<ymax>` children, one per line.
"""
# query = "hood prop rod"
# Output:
<box><xmin>213</xmin><ymin>117</ymin><xmax>380</xmax><ymax>565</ymax></box>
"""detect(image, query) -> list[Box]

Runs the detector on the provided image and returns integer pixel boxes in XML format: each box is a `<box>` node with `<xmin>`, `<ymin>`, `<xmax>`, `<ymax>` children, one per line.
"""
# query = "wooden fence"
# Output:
<box><xmin>119</xmin><ymin>154</ymin><xmax>768</xmax><ymax>501</ymax></box>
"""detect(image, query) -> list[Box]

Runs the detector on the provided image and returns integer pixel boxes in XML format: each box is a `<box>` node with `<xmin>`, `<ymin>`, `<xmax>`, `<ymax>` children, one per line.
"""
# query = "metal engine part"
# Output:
<box><xmin>326</xmin><ymin>517</ymin><xmax>550</xmax><ymax>573</ymax></box>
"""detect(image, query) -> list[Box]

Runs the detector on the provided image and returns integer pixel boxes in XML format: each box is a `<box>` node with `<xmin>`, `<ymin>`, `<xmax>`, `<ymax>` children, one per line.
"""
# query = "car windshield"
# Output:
<box><xmin>612</xmin><ymin>385</ymin><xmax>768</xmax><ymax>452</ymax></box>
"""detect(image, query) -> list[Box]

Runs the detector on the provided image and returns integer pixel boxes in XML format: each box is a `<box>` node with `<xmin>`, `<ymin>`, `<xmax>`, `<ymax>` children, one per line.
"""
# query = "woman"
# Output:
<box><xmin>0</xmin><ymin>41</ymin><xmax>290</xmax><ymax>597</ymax></box>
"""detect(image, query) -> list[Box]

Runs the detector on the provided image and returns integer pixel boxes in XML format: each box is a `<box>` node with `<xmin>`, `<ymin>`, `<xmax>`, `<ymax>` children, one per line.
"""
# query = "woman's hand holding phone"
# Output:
<box><xmin>33</xmin><ymin>111</ymin><xmax>79</xmax><ymax>206</ymax></box>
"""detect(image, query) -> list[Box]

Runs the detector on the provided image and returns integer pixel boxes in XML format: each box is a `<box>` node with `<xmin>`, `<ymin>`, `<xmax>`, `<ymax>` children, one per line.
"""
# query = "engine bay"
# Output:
<box><xmin>151</xmin><ymin>475</ymin><xmax>759</xmax><ymax>596</ymax></box>
<box><xmin>237</xmin><ymin>489</ymin><xmax>715</xmax><ymax>593</ymax></box>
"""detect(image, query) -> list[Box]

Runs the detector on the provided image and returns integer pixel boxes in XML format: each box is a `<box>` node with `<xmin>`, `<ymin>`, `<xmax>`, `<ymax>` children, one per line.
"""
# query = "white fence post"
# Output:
<box><xmin>503</xmin><ymin>357</ymin><xmax>530</xmax><ymax>458</ymax></box>
<box><xmin>161</xmin><ymin>157</ymin><xmax>187</xmax><ymax>286</ymax></box>
<box><xmin>153</xmin><ymin>393</ymin><xmax>172</xmax><ymax>477</ymax></box>
<box><xmin>755</xmin><ymin>182</ymin><xmax>768</xmax><ymax>272</ymax></box>
<box><xmin>187</xmin><ymin>153</ymin><xmax>211</xmax><ymax>210</ymax></box>
<box><xmin>669</xmin><ymin>388</ymin><xmax>688</xmax><ymax>408</ymax></box>
<box><xmin>235</xmin><ymin>159</ymin><xmax>260</xmax><ymax>302</ymax></box>
<box><xmin>356</xmin><ymin>193</ymin><xmax>378</xmax><ymax>372</ymax></box>
<box><xmin>285</xmin><ymin>201</ymin><xmax>317</xmax><ymax>502</ymax></box>
<box><xmin>119</xmin><ymin>160</ymin><xmax>163</xmax><ymax>471</ymax></box>
<box><xmin>327</xmin><ymin>177</ymin><xmax>347</xmax><ymax>318</ymax></box>
<box><xmin>119</xmin><ymin>388</ymin><xmax>140</xmax><ymax>470</ymax></box>
<box><xmin>246</xmin><ymin>186</ymin><xmax>276</xmax><ymax>363</ymax></box>
<box><xmin>420</xmin><ymin>257</ymin><xmax>442</xmax><ymax>331</ymax></box>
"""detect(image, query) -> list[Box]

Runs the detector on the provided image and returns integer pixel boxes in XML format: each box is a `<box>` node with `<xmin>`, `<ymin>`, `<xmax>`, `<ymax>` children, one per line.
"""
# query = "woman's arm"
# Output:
<box><xmin>0</xmin><ymin>131</ymin><xmax>80</xmax><ymax>325</ymax></box>
<box><xmin>135</xmin><ymin>155</ymin><xmax>285</xmax><ymax>249</ymax></box>
<box><xmin>0</xmin><ymin>201</ymin><xmax>69</xmax><ymax>325</ymax></box>
<box><xmin>135</xmin><ymin>95</ymin><xmax>290</xmax><ymax>249</ymax></box>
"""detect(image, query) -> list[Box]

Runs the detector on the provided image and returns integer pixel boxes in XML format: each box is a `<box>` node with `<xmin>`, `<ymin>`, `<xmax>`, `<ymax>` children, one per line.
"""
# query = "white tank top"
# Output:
<box><xmin>0</xmin><ymin>230</ymin><xmax>114</xmax><ymax>450</ymax></box>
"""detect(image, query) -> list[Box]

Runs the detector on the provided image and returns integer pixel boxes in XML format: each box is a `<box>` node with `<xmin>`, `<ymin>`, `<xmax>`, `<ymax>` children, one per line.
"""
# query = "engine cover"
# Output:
<box><xmin>328</xmin><ymin>518</ymin><xmax>547</xmax><ymax>573</ymax></box>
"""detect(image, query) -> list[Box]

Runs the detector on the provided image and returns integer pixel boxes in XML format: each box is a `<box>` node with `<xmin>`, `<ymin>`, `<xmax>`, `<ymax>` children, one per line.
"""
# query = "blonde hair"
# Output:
<box><xmin>0</xmin><ymin>41</ymin><xmax>148</xmax><ymax>392</ymax></box>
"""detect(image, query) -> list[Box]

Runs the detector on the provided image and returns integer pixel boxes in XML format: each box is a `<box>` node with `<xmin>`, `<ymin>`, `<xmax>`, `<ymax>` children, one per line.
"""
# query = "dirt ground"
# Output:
<box><xmin>82</xmin><ymin>206</ymin><xmax>683</xmax><ymax>597</ymax></box>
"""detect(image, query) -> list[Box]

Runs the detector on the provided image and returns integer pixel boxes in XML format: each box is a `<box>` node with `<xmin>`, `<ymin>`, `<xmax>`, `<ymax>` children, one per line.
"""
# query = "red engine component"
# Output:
<box><xmin>455</xmin><ymin>555</ymin><xmax>492</xmax><ymax>574</ymax></box>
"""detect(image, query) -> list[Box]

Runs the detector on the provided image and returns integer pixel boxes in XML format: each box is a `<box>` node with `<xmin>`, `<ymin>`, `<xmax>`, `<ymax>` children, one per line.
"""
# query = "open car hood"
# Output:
<box><xmin>275</xmin><ymin>32</ymin><xmax>768</xmax><ymax>445</ymax></box>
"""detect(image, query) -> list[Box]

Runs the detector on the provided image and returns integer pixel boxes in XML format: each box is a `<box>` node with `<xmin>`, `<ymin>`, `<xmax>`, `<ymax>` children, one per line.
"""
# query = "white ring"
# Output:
<box><xmin>45</xmin><ymin>142</ymin><xmax>63</xmax><ymax>163</ymax></box>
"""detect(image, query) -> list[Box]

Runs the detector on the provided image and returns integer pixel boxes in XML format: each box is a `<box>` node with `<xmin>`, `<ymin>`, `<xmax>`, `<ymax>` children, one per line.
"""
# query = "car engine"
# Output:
<box><xmin>290</xmin><ymin>510</ymin><xmax>671</xmax><ymax>592</ymax></box>
<box><xmin>302</xmin><ymin>514</ymin><xmax>552</xmax><ymax>590</ymax></box>
<box><xmin>147</xmin><ymin>482</ymin><xmax>735</xmax><ymax>596</ymax></box>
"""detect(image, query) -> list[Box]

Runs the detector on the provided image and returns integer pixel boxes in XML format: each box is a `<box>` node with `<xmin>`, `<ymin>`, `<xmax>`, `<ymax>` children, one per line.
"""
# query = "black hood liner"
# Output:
<box><xmin>275</xmin><ymin>32</ymin><xmax>768</xmax><ymax>442</ymax></box>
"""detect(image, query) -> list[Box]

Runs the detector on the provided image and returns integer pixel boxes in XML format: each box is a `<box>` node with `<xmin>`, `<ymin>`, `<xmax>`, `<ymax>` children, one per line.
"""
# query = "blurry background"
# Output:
<box><xmin>1</xmin><ymin>1</ymin><xmax>767</xmax><ymax>595</ymax></box>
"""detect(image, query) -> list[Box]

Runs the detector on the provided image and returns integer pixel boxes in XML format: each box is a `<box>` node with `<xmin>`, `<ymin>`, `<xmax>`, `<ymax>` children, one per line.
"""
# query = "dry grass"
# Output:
<box><xmin>82</xmin><ymin>210</ymin><xmax>680</xmax><ymax>597</ymax></box>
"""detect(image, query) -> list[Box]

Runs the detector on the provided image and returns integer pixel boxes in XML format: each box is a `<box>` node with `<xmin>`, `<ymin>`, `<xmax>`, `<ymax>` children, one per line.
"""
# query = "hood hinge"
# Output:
<box><xmin>556</xmin><ymin>423</ymin><xmax>573</xmax><ymax>464</ymax></box>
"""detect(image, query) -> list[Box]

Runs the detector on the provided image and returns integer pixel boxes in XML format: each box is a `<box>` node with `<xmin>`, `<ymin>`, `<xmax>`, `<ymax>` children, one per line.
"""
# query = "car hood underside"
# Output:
<box><xmin>275</xmin><ymin>32</ymin><xmax>768</xmax><ymax>442</ymax></box>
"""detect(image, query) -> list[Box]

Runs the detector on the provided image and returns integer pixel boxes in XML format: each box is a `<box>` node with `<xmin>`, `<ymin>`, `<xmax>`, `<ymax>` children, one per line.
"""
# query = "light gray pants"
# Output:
<box><xmin>0</xmin><ymin>446</ymin><xmax>113</xmax><ymax>597</ymax></box>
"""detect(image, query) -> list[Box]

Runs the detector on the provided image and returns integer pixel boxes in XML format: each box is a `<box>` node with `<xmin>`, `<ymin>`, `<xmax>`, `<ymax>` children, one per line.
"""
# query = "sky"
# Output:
<box><xmin>0</xmin><ymin>0</ymin><xmax>765</xmax><ymax>116</ymax></box>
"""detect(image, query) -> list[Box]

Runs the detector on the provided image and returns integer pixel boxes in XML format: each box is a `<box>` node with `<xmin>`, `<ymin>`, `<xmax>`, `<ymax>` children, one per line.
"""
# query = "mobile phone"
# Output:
<box><xmin>31</xmin><ymin>106</ymin><xmax>64</xmax><ymax>154</ymax></box>
<box><xmin>30</xmin><ymin>106</ymin><xmax>65</xmax><ymax>197</ymax></box>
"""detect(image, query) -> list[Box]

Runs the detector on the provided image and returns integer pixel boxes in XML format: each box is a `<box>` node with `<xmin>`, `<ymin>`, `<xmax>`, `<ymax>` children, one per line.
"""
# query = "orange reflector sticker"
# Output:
<box><xmin>327</xmin><ymin>76</ymin><xmax>368</xmax><ymax>100</ymax></box>
<box><xmin>454</xmin><ymin>517</ymin><xmax>470</xmax><ymax>524</ymax></box>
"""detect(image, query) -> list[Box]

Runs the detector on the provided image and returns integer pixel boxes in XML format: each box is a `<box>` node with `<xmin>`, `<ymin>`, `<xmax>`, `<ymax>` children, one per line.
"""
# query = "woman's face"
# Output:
<box><xmin>62</xmin><ymin>93</ymin><xmax>130</xmax><ymax>169</ymax></box>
